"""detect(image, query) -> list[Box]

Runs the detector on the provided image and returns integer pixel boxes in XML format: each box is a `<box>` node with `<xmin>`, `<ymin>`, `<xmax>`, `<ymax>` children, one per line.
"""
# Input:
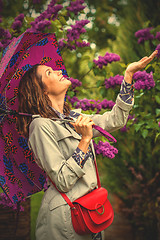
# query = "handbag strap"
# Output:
<box><xmin>48</xmin><ymin>157</ymin><xmax>101</xmax><ymax>209</ymax></box>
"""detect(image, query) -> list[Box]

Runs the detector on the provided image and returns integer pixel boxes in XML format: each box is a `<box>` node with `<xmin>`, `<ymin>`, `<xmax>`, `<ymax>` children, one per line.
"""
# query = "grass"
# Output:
<box><xmin>31</xmin><ymin>191</ymin><xmax>44</xmax><ymax>240</ymax></box>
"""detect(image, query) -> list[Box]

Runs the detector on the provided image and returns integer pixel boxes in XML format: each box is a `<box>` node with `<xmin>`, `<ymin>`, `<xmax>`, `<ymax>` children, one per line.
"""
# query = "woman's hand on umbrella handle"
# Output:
<box><xmin>71</xmin><ymin>115</ymin><xmax>95</xmax><ymax>154</ymax></box>
<box><xmin>124</xmin><ymin>50</ymin><xmax>158</xmax><ymax>83</ymax></box>
<box><xmin>71</xmin><ymin>115</ymin><xmax>94</xmax><ymax>142</ymax></box>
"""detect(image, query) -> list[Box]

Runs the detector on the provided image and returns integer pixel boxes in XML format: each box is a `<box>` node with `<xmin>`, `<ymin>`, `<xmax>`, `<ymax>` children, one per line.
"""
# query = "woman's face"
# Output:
<box><xmin>37</xmin><ymin>65</ymin><xmax>71</xmax><ymax>97</ymax></box>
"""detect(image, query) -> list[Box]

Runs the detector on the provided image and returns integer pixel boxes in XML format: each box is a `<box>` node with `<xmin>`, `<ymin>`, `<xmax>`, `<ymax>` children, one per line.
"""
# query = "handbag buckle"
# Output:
<box><xmin>95</xmin><ymin>203</ymin><xmax>105</xmax><ymax>215</ymax></box>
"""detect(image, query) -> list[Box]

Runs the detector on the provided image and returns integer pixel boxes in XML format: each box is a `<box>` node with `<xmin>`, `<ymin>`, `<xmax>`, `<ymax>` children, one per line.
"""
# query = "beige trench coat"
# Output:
<box><xmin>28</xmin><ymin>95</ymin><xmax>133</xmax><ymax>240</ymax></box>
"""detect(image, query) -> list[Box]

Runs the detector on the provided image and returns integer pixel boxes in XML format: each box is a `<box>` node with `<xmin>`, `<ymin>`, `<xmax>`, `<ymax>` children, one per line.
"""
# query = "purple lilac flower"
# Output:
<box><xmin>67</xmin><ymin>96</ymin><xmax>79</xmax><ymax>106</ymax></box>
<box><xmin>93</xmin><ymin>140</ymin><xmax>118</xmax><ymax>159</ymax></box>
<box><xmin>93</xmin><ymin>52</ymin><xmax>120</xmax><ymax>69</ymax></box>
<box><xmin>11</xmin><ymin>14</ymin><xmax>24</xmax><ymax>31</ymax></box>
<box><xmin>69</xmin><ymin>77</ymin><xmax>82</xmax><ymax>89</ymax></box>
<box><xmin>0</xmin><ymin>28</ymin><xmax>12</xmax><ymax>49</ymax></box>
<box><xmin>0</xmin><ymin>193</ymin><xmax>24</xmax><ymax>211</ymax></box>
<box><xmin>67</xmin><ymin>96</ymin><xmax>115</xmax><ymax>112</ymax></box>
<box><xmin>66</xmin><ymin>20</ymin><xmax>90</xmax><ymax>42</ymax></box>
<box><xmin>133</xmin><ymin>71</ymin><xmax>155</xmax><ymax>90</ymax></box>
<box><xmin>135</xmin><ymin>28</ymin><xmax>154</xmax><ymax>44</ymax></box>
<box><xmin>15</xmin><ymin>13</ymin><xmax>24</xmax><ymax>22</ymax></box>
<box><xmin>75</xmin><ymin>41</ymin><xmax>90</xmax><ymax>48</ymax></box>
<box><xmin>58</xmin><ymin>38</ymin><xmax>76</xmax><ymax>50</ymax></box>
<box><xmin>155</xmin><ymin>44</ymin><xmax>160</xmax><ymax>59</ymax></box>
<box><xmin>158</xmin><ymin>122</ymin><xmax>160</xmax><ymax>127</ymax></box>
<box><xmin>12</xmin><ymin>20</ymin><xmax>22</xmax><ymax>30</ymax></box>
<box><xmin>67</xmin><ymin>0</ymin><xmax>85</xmax><ymax>16</ymax></box>
<box><xmin>47</xmin><ymin>4</ymin><xmax>63</xmax><ymax>20</ymax></box>
<box><xmin>105</xmin><ymin>74</ymin><xmax>123</xmax><ymax>89</ymax></box>
<box><xmin>155</xmin><ymin>32</ymin><xmax>160</xmax><ymax>41</ymax></box>
<box><xmin>36</xmin><ymin>20</ymin><xmax>51</xmax><ymax>31</ymax></box>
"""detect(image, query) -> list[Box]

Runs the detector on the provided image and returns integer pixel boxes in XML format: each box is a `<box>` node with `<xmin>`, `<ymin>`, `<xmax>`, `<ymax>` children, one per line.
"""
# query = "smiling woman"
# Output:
<box><xmin>16</xmin><ymin>51</ymin><xmax>157</xmax><ymax>240</ymax></box>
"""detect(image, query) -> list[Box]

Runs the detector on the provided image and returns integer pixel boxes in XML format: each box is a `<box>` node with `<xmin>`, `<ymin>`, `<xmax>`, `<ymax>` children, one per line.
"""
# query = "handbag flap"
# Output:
<box><xmin>73</xmin><ymin>187</ymin><xmax>108</xmax><ymax>210</ymax></box>
<box><xmin>88</xmin><ymin>199</ymin><xmax>114</xmax><ymax>224</ymax></box>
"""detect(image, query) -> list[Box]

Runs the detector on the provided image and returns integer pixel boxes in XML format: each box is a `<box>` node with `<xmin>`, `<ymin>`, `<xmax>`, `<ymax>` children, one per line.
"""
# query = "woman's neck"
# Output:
<box><xmin>49</xmin><ymin>95</ymin><xmax>65</xmax><ymax>114</ymax></box>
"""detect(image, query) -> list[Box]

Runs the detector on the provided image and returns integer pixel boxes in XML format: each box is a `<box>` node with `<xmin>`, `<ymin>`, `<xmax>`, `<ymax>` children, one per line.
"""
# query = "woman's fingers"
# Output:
<box><xmin>149</xmin><ymin>50</ymin><xmax>158</xmax><ymax>59</ymax></box>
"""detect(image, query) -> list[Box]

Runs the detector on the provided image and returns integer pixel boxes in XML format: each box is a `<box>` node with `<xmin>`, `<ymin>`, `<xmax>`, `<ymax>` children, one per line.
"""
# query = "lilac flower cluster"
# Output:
<box><xmin>69</xmin><ymin>77</ymin><xmax>82</xmax><ymax>89</ymax></box>
<box><xmin>0</xmin><ymin>27</ymin><xmax>12</xmax><ymax>49</ymax></box>
<box><xmin>133</xmin><ymin>71</ymin><xmax>155</xmax><ymax>90</ymax></box>
<box><xmin>0</xmin><ymin>193</ymin><xmax>24</xmax><ymax>211</ymax></box>
<box><xmin>93</xmin><ymin>140</ymin><xmax>118</xmax><ymax>159</ymax></box>
<box><xmin>135</xmin><ymin>28</ymin><xmax>154</xmax><ymax>44</ymax></box>
<box><xmin>158</xmin><ymin>122</ymin><xmax>160</xmax><ymax>127</ymax></box>
<box><xmin>67</xmin><ymin>96</ymin><xmax>115</xmax><ymax>112</ymax></box>
<box><xmin>93</xmin><ymin>52</ymin><xmax>120</xmax><ymax>69</ymax></box>
<box><xmin>11</xmin><ymin>13</ymin><xmax>24</xmax><ymax>31</ymax></box>
<box><xmin>155</xmin><ymin>32</ymin><xmax>160</xmax><ymax>41</ymax></box>
<box><xmin>58</xmin><ymin>20</ymin><xmax>90</xmax><ymax>50</ymax></box>
<box><xmin>76</xmin><ymin>40</ymin><xmax>90</xmax><ymax>48</ymax></box>
<box><xmin>155</xmin><ymin>44</ymin><xmax>160</xmax><ymax>58</ymax></box>
<box><xmin>105</xmin><ymin>74</ymin><xmax>123</xmax><ymax>89</ymax></box>
<box><xmin>58</xmin><ymin>38</ymin><xmax>90</xmax><ymax>50</ymax></box>
<box><xmin>66</xmin><ymin>20</ymin><xmax>90</xmax><ymax>42</ymax></box>
<box><xmin>29</xmin><ymin>0</ymin><xmax>63</xmax><ymax>32</ymax></box>
<box><xmin>67</xmin><ymin>0</ymin><xmax>85</xmax><ymax>16</ymax></box>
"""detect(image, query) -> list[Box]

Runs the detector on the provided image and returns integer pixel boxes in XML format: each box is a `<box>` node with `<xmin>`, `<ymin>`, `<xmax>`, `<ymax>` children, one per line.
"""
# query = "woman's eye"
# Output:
<box><xmin>48</xmin><ymin>71</ymin><xmax>51</xmax><ymax>75</ymax></box>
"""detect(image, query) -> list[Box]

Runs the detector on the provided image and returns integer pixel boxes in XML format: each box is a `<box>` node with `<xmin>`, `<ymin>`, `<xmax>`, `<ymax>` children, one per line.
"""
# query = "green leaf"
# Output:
<box><xmin>58</xmin><ymin>16</ymin><xmax>67</xmax><ymax>25</ymax></box>
<box><xmin>155</xmin><ymin>95</ymin><xmax>160</xmax><ymax>104</ymax></box>
<box><xmin>134</xmin><ymin>122</ymin><xmax>144</xmax><ymax>132</ymax></box>
<box><xmin>100</xmin><ymin>87</ymin><xmax>106</xmax><ymax>96</ymax></box>
<box><xmin>155</xmin><ymin>133</ymin><xmax>160</xmax><ymax>142</ymax></box>
<box><xmin>156</xmin><ymin>109</ymin><xmax>160</xmax><ymax>116</ymax></box>
<box><xmin>88</xmin><ymin>61</ymin><xmax>94</xmax><ymax>70</ymax></box>
<box><xmin>96</xmin><ymin>80</ymin><xmax>102</xmax><ymax>88</ymax></box>
<box><xmin>141</xmin><ymin>129</ymin><xmax>149</xmax><ymax>138</ymax></box>
<box><xmin>155</xmin><ymin>85</ymin><xmax>160</xmax><ymax>91</ymax></box>
<box><xmin>93</xmin><ymin>67</ymin><xmax>99</xmax><ymax>76</ymax></box>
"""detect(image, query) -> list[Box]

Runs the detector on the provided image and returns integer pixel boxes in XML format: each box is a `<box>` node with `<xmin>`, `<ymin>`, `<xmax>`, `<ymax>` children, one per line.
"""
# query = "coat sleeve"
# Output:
<box><xmin>82</xmin><ymin>94</ymin><xmax>134</xmax><ymax>137</ymax></box>
<box><xmin>28</xmin><ymin>119</ymin><xmax>85</xmax><ymax>193</ymax></box>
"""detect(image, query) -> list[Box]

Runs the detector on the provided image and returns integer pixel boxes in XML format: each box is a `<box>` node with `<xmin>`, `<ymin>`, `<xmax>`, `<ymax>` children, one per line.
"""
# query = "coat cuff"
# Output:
<box><xmin>66</xmin><ymin>156</ymin><xmax>85</xmax><ymax>178</ymax></box>
<box><xmin>116</xmin><ymin>94</ymin><xmax>134</xmax><ymax>111</ymax></box>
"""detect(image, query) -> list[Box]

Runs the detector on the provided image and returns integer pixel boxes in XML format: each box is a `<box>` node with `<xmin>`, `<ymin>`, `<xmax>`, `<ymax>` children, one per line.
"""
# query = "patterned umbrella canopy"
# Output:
<box><xmin>0</xmin><ymin>32</ymin><xmax>68</xmax><ymax>204</ymax></box>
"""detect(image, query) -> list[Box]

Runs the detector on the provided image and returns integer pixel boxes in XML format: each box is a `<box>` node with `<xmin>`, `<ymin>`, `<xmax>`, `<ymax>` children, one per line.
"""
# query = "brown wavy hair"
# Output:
<box><xmin>16</xmin><ymin>64</ymin><xmax>70</xmax><ymax>138</ymax></box>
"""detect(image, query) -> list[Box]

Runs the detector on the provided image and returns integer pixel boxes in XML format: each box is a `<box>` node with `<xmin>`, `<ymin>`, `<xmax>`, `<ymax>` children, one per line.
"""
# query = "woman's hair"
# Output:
<box><xmin>16</xmin><ymin>64</ymin><xmax>70</xmax><ymax>138</ymax></box>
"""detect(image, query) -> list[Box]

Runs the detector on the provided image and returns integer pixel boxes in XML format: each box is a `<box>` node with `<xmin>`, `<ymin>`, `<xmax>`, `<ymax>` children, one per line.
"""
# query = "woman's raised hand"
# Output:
<box><xmin>124</xmin><ymin>50</ymin><xmax>158</xmax><ymax>83</ymax></box>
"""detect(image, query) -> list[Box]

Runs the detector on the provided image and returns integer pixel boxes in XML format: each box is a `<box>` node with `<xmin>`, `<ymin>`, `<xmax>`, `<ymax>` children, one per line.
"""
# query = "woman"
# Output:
<box><xmin>17</xmin><ymin>51</ymin><xmax>157</xmax><ymax>240</ymax></box>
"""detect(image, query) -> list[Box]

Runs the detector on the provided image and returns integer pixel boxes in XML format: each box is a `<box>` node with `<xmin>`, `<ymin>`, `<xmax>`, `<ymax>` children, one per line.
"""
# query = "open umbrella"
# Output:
<box><xmin>0</xmin><ymin>31</ymin><xmax>68</xmax><ymax>205</ymax></box>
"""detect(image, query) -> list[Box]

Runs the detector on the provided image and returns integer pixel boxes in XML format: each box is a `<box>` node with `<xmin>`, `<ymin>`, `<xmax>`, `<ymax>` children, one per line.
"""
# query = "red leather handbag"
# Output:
<box><xmin>48</xmin><ymin>158</ymin><xmax>114</xmax><ymax>235</ymax></box>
